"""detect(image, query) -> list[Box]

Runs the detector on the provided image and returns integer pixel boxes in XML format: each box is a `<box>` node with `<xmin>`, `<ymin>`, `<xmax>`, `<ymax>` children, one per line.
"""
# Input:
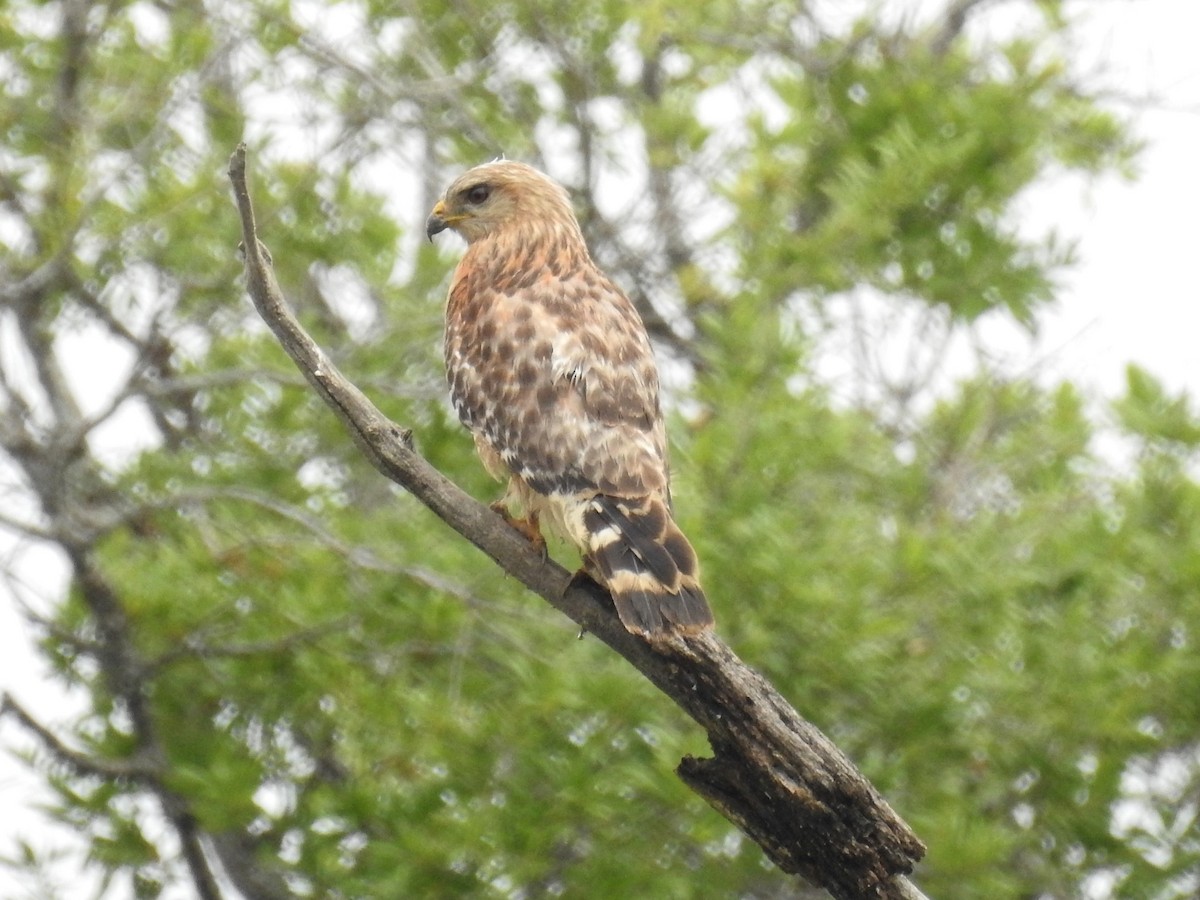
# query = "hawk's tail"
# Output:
<box><xmin>583</xmin><ymin>495</ymin><xmax>714</xmax><ymax>637</ymax></box>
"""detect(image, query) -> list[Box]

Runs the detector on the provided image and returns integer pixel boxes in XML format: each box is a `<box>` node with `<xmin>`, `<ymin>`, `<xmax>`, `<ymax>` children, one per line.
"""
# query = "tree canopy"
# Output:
<box><xmin>1</xmin><ymin>1</ymin><xmax>1196</xmax><ymax>898</ymax></box>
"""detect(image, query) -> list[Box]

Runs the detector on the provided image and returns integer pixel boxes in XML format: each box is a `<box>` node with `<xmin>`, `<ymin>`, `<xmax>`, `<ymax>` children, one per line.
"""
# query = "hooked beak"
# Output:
<box><xmin>426</xmin><ymin>200</ymin><xmax>451</xmax><ymax>242</ymax></box>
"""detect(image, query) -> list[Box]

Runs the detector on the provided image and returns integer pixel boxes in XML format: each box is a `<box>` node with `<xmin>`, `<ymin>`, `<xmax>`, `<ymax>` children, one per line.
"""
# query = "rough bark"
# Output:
<box><xmin>228</xmin><ymin>143</ymin><xmax>928</xmax><ymax>900</ymax></box>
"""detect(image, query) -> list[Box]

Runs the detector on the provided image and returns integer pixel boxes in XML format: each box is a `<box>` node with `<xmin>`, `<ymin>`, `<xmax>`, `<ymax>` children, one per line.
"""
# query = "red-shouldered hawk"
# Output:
<box><xmin>426</xmin><ymin>161</ymin><xmax>713</xmax><ymax>638</ymax></box>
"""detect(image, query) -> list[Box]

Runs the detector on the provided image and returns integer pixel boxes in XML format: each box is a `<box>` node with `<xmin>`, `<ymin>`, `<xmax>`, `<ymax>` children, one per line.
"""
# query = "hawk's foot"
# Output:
<box><xmin>566</xmin><ymin>566</ymin><xmax>603</xmax><ymax>594</ymax></box>
<box><xmin>490</xmin><ymin>502</ymin><xmax>547</xmax><ymax>558</ymax></box>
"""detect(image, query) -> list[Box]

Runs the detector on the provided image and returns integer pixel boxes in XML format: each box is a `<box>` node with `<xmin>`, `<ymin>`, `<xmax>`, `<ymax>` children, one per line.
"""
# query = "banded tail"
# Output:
<box><xmin>583</xmin><ymin>495</ymin><xmax>714</xmax><ymax>637</ymax></box>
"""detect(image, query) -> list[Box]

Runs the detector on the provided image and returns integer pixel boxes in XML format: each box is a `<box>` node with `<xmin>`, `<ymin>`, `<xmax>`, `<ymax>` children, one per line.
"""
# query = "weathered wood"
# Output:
<box><xmin>228</xmin><ymin>143</ymin><xmax>928</xmax><ymax>899</ymax></box>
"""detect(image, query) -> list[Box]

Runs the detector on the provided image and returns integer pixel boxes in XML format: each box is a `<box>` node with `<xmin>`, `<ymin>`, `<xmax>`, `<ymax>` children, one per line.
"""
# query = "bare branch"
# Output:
<box><xmin>0</xmin><ymin>255</ymin><xmax>69</xmax><ymax>307</ymax></box>
<box><xmin>208</xmin><ymin>831</ymin><xmax>292</xmax><ymax>900</ymax></box>
<box><xmin>12</xmin><ymin>296</ymin><xmax>85</xmax><ymax>434</ymax></box>
<box><xmin>0</xmin><ymin>508</ymin><xmax>55</xmax><ymax>540</ymax></box>
<box><xmin>65</xmin><ymin>548</ymin><xmax>224</xmax><ymax>900</ymax></box>
<box><xmin>148</xmin><ymin>485</ymin><xmax>403</xmax><ymax>570</ymax></box>
<box><xmin>229</xmin><ymin>143</ymin><xmax>928</xmax><ymax>900</ymax></box>
<box><xmin>1</xmin><ymin>692</ymin><xmax>156</xmax><ymax>781</ymax></box>
<box><xmin>147</xmin><ymin>615</ymin><xmax>355</xmax><ymax>671</ymax></box>
<box><xmin>129</xmin><ymin>484</ymin><xmax>448</xmax><ymax>579</ymax></box>
<box><xmin>65</xmin><ymin>267</ymin><xmax>145</xmax><ymax>348</ymax></box>
<box><xmin>929</xmin><ymin>0</ymin><xmax>1004</xmax><ymax>56</ymax></box>
<box><xmin>137</xmin><ymin>367</ymin><xmax>310</xmax><ymax>397</ymax></box>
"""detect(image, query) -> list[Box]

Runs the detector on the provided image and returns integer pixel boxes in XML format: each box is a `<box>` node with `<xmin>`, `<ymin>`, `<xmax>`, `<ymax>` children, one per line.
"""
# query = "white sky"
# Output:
<box><xmin>1025</xmin><ymin>2</ymin><xmax>1200</xmax><ymax>400</ymax></box>
<box><xmin>1</xmin><ymin>1</ymin><xmax>1198</xmax><ymax>896</ymax></box>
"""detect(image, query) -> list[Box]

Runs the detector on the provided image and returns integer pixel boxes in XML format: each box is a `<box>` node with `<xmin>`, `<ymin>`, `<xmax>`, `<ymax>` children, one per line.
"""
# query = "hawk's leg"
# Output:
<box><xmin>576</xmin><ymin>555</ymin><xmax>604</xmax><ymax>588</ymax></box>
<box><xmin>489</xmin><ymin>501</ymin><xmax>547</xmax><ymax>558</ymax></box>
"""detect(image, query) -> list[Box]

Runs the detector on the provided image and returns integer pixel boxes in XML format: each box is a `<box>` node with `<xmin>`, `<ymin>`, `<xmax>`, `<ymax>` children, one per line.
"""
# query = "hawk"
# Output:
<box><xmin>426</xmin><ymin>160</ymin><xmax>713</xmax><ymax>637</ymax></box>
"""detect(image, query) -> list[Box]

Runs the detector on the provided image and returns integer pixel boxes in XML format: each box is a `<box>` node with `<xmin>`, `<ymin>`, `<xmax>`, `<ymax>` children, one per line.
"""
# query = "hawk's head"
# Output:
<box><xmin>426</xmin><ymin>161</ymin><xmax>580</xmax><ymax>245</ymax></box>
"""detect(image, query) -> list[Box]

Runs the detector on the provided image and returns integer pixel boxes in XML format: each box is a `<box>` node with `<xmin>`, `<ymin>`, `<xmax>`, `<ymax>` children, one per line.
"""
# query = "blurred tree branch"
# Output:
<box><xmin>228</xmin><ymin>142</ymin><xmax>929</xmax><ymax>900</ymax></box>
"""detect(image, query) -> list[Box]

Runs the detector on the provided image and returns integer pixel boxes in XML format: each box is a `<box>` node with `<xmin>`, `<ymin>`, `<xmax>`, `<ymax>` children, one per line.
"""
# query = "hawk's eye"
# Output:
<box><xmin>465</xmin><ymin>184</ymin><xmax>491</xmax><ymax>205</ymax></box>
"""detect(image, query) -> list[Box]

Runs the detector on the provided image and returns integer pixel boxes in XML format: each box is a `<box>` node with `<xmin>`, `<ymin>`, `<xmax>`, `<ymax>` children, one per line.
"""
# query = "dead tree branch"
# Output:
<box><xmin>1</xmin><ymin>693</ymin><xmax>156</xmax><ymax>781</ymax></box>
<box><xmin>228</xmin><ymin>142</ymin><xmax>928</xmax><ymax>900</ymax></box>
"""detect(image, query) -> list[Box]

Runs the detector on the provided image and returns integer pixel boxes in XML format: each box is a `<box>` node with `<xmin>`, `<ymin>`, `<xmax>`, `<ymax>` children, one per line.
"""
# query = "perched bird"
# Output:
<box><xmin>426</xmin><ymin>160</ymin><xmax>713</xmax><ymax>638</ymax></box>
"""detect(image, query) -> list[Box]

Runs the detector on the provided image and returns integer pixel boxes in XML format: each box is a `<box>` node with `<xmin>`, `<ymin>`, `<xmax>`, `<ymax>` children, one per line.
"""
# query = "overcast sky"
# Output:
<box><xmin>2</xmin><ymin>2</ymin><xmax>1198</xmax><ymax>897</ymax></box>
<box><xmin>1021</xmin><ymin>2</ymin><xmax>1200</xmax><ymax>400</ymax></box>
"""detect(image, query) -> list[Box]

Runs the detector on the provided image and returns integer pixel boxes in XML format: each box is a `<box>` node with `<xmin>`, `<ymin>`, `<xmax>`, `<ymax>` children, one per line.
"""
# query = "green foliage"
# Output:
<box><xmin>730</xmin><ymin>33</ymin><xmax>1133</xmax><ymax>325</ymax></box>
<box><xmin>1</xmin><ymin>1</ymin><xmax>1194</xmax><ymax>899</ymax></box>
<box><xmin>1116</xmin><ymin>365</ymin><xmax>1200</xmax><ymax>450</ymax></box>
